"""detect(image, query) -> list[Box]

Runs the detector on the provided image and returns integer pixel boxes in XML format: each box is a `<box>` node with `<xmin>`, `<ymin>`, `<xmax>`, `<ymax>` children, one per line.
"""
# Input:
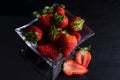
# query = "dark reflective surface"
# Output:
<box><xmin>18</xmin><ymin>47</ymin><xmax>87</xmax><ymax>80</ymax></box>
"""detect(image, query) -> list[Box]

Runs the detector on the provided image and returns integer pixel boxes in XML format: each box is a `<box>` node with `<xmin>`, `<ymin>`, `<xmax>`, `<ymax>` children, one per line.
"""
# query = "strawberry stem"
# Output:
<box><xmin>73</xmin><ymin>18</ymin><xmax>85</xmax><ymax>31</ymax></box>
<box><xmin>42</xmin><ymin>6</ymin><xmax>54</xmax><ymax>14</ymax></box>
<box><xmin>32</xmin><ymin>11</ymin><xmax>41</xmax><ymax>18</ymax></box>
<box><xmin>50</xmin><ymin>25</ymin><xmax>61</xmax><ymax>38</ymax></box>
<box><xmin>32</xmin><ymin>6</ymin><xmax>54</xmax><ymax>18</ymax></box>
<box><xmin>53</xmin><ymin>13</ymin><xmax>65</xmax><ymax>24</ymax></box>
<box><xmin>59</xmin><ymin>4</ymin><xmax>65</xmax><ymax>8</ymax></box>
<box><xmin>62</xmin><ymin>29</ymin><xmax>68</xmax><ymax>34</ymax></box>
<box><xmin>23</xmin><ymin>32</ymin><xmax>38</xmax><ymax>44</ymax></box>
<box><xmin>75</xmin><ymin>45</ymin><xmax>91</xmax><ymax>51</ymax></box>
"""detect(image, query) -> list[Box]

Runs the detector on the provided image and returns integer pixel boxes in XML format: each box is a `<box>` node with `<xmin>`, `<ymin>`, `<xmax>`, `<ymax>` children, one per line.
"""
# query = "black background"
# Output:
<box><xmin>0</xmin><ymin>0</ymin><xmax>120</xmax><ymax>80</ymax></box>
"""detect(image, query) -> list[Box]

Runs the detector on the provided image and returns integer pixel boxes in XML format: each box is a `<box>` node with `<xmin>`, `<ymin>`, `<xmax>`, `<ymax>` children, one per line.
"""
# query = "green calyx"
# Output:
<box><xmin>32</xmin><ymin>11</ymin><xmax>41</xmax><ymax>18</ymax></box>
<box><xmin>62</xmin><ymin>29</ymin><xmax>68</xmax><ymax>34</ymax></box>
<box><xmin>75</xmin><ymin>45</ymin><xmax>91</xmax><ymax>51</ymax></box>
<box><xmin>72</xmin><ymin>18</ymin><xmax>85</xmax><ymax>31</ymax></box>
<box><xmin>42</xmin><ymin>6</ymin><xmax>54</xmax><ymax>14</ymax></box>
<box><xmin>53</xmin><ymin>13</ymin><xmax>65</xmax><ymax>24</ymax></box>
<box><xmin>59</xmin><ymin>4</ymin><xmax>65</xmax><ymax>8</ymax></box>
<box><xmin>50</xmin><ymin>25</ymin><xmax>61</xmax><ymax>38</ymax></box>
<box><xmin>32</xmin><ymin>6</ymin><xmax>54</xmax><ymax>18</ymax></box>
<box><xmin>23</xmin><ymin>32</ymin><xmax>38</xmax><ymax>44</ymax></box>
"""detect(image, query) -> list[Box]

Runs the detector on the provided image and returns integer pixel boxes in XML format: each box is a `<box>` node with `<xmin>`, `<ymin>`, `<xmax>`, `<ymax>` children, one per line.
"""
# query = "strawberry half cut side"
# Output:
<box><xmin>63</xmin><ymin>59</ymin><xmax>88</xmax><ymax>76</ymax></box>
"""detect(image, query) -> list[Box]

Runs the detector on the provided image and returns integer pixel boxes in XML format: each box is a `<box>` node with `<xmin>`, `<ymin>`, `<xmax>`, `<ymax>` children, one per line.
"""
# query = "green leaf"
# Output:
<box><xmin>32</xmin><ymin>5</ymin><xmax>54</xmax><ymax>18</ymax></box>
<box><xmin>50</xmin><ymin>25</ymin><xmax>61</xmax><ymax>38</ymax></box>
<box><xmin>60</xmin><ymin>4</ymin><xmax>65</xmax><ymax>8</ymax></box>
<box><xmin>75</xmin><ymin>45</ymin><xmax>91</xmax><ymax>51</ymax></box>
<box><xmin>23</xmin><ymin>32</ymin><xmax>38</xmax><ymax>44</ymax></box>
<box><xmin>53</xmin><ymin>13</ymin><xmax>64</xmax><ymax>24</ymax></box>
<box><xmin>73</xmin><ymin>18</ymin><xmax>85</xmax><ymax>31</ymax></box>
<box><xmin>42</xmin><ymin>6</ymin><xmax>54</xmax><ymax>15</ymax></box>
<box><xmin>32</xmin><ymin>11</ymin><xmax>41</xmax><ymax>18</ymax></box>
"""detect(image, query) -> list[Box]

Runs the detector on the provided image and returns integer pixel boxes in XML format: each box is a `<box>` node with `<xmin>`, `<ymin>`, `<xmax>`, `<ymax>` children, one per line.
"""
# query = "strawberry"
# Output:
<box><xmin>37</xmin><ymin>34</ymin><xmax>49</xmax><ymax>45</ymax></box>
<box><xmin>75</xmin><ymin>45</ymin><xmax>92</xmax><ymax>68</ymax></box>
<box><xmin>54</xmin><ymin>4</ymin><xmax>65</xmax><ymax>15</ymax></box>
<box><xmin>59</xmin><ymin>33</ymin><xmax>77</xmax><ymax>57</ymax></box>
<box><xmin>38</xmin><ymin>13</ymin><xmax>53</xmax><ymax>30</ymax></box>
<box><xmin>68</xmin><ymin>30</ymin><xmax>81</xmax><ymax>43</ymax></box>
<box><xmin>49</xmin><ymin>25</ymin><xmax>62</xmax><ymax>42</ymax></box>
<box><xmin>37</xmin><ymin>43</ymin><xmax>60</xmax><ymax>60</ymax></box>
<box><xmin>63</xmin><ymin>59</ymin><xmax>88</xmax><ymax>76</ymax></box>
<box><xmin>53</xmin><ymin>13</ymin><xmax>68</xmax><ymax>29</ymax></box>
<box><xmin>75</xmin><ymin>51</ymin><xmax>83</xmax><ymax>65</ymax></box>
<box><xmin>33</xmin><ymin>6</ymin><xmax>54</xmax><ymax>30</ymax></box>
<box><xmin>23</xmin><ymin>25</ymin><xmax>43</xmax><ymax>44</ymax></box>
<box><xmin>69</xmin><ymin>16</ymin><xmax>85</xmax><ymax>31</ymax></box>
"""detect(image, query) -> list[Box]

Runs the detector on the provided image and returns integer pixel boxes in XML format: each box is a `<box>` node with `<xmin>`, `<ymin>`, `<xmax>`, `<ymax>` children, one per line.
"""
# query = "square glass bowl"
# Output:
<box><xmin>15</xmin><ymin>3</ymin><xmax>95</xmax><ymax>80</ymax></box>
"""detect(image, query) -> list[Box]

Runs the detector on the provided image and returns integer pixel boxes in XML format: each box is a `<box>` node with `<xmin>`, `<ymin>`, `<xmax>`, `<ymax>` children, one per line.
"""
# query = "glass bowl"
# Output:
<box><xmin>15</xmin><ymin>3</ymin><xmax>95</xmax><ymax>80</ymax></box>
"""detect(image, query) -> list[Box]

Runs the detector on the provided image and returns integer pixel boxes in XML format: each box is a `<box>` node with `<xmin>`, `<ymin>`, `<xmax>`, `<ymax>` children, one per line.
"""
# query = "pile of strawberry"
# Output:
<box><xmin>23</xmin><ymin>4</ymin><xmax>85</xmax><ymax>60</ymax></box>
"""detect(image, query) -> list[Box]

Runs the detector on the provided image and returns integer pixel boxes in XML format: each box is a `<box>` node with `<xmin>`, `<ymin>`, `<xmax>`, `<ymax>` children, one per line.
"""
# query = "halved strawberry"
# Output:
<box><xmin>59</xmin><ymin>33</ymin><xmax>77</xmax><ymax>57</ymax></box>
<box><xmin>23</xmin><ymin>25</ymin><xmax>43</xmax><ymax>44</ymax></box>
<box><xmin>75</xmin><ymin>51</ymin><xmax>83</xmax><ymax>65</ymax></box>
<box><xmin>75</xmin><ymin>45</ymin><xmax>92</xmax><ymax>68</ymax></box>
<box><xmin>54</xmin><ymin>4</ymin><xmax>65</xmax><ymax>15</ymax></box>
<box><xmin>68</xmin><ymin>30</ymin><xmax>81</xmax><ymax>43</ymax></box>
<box><xmin>53</xmin><ymin>13</ymin><xmax>68</xmax><ymax>29</ymax></box>
<box><xmin>63</xmin><ymin>59</ymin><xmax>88</xmax><ymax>76</ymax></box>
<box><xmin>69</xmin><ymin>16</ymin><xmax>85</xmax><ymax>31</ymax></box>
<box><xmin>37</xmin><ymin>43</ymin><xmax>60</xmax><ymax>60</ymax></box>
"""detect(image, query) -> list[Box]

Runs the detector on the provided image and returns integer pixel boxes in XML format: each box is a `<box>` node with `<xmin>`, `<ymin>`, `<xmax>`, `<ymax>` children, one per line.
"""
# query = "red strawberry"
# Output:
<box><xmin>23</xmin><ymin>25</ymin><xmax>43</xmax><ymax>44</ymax></box>
<box><xmin>63</xmin><ymin>59</ymin><xmax>88</xmax><ymax>76</ymax></box>
<box><xmin>59</xmin><ymin>33</ymin><xmax>77</xmax><ymax>57</ymax></box>
<box><xmin>37</xmin><ymin>43</ymin><xmax>60</xmax><ymax>60</ymax></box>
<box><xmin>54</xmin><ymin>4</ymin><xmax>65</xmax><ymax>15</ymax></box>
<box><xmin>69</xmin><ymin>16</ymin><xmax>85</xmax><ymax>31</ymax></box>
<box><xmin>33</xmin><ymin>6</ymin><xmax>54</xmax><ymax>30</ymax></box>
<box><xmin>38</xmin><ymin>14</ymin><xmax>53</xmax><ymax>30</ymax></box>
<box><xmin>53</xmin><ymin>13</ymin><xmax>68</xmax><ymax>29</ymax></box>
<box><xmin>75</xmin><ymin>45</ymin><xmax>92</xmax><ymax>68</ymax></box>
<box><xmin>68</xmin><ymin>30</ymin><xmax>81</xmax><ymax>43</ymax></box>
<box><xmin>49</xmin><ymin>25</ymin><xmax>62</xmax><ymax>42</ymax></box>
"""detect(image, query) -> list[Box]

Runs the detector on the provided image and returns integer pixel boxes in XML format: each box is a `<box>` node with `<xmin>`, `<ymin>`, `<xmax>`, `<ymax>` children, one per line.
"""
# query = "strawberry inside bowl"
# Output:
<box><xmin>15</xmin><ymin>3</ymin><xmax>95</xmax><ymax>80</ymax></box>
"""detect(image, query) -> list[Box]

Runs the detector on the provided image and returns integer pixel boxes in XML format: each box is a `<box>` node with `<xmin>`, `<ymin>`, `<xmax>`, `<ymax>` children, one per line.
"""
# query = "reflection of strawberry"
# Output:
<box><xmin>69</xmin><ymin>16</ymin><xmax>85</xmax><ymax>31</ymax></box>
<box><xmin>23</xmin><ymin>25</ymin><xmax>43</xmax><ymax>44</ymax></box>
<box><xmin>53</xmin><ymin>13</ymin><xmax>68</xmax><ymax>29</ymax></box>
<box><xmin>75</xmin><ymin>45</ymin><xmax>92</xmax><ymax>68</ymax></box>
<box><xmin>63</xmin><ymin>59</ymin><xmax>88</xmax><ymax>76</ymax></box>
<box><xmin>37</xmin><ymin>43</ymin><xmax>60</xmax><ymax>60</ymax></box>
<box><xmin>68</xmin><ymin>30</ymin><xmax>81</xmax><ymax>43</ymax></box>
<box><xmin>54</xmin><ymin>4</ymin><xmax>65</xmax><ymax>15</ymax></box>
<box><xmin>38</xmin><ymin>14</ymin><xmax>53</xmax><ymax>30</ymax></box>
<box><xmin>49</xmin><ymin>25</ymin><xmax>62</xmax><ymax>42</ymax></box>
<box><xmin>59</xmin><ymin>33</ymin><xmax>77</xmax><ymax>57</ymax></box>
